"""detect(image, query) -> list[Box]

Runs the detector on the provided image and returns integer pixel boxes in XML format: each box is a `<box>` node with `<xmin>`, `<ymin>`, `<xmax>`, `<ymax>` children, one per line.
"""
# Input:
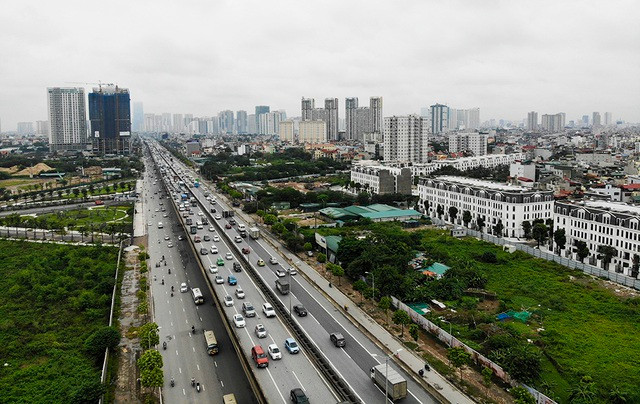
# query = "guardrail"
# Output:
<box><xmin>157</xmin><ymin>149</ymin><xmax>359</xmax><ymax>403</ymax></box>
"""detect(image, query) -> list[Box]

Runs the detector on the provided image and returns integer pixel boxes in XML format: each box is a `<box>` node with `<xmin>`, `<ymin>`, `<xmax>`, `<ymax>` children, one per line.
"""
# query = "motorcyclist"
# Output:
<box><xmin>161</xmin><ymin>279</ymin><xmax>164</xmax><ymax>285</ymax></box>
<box><xmin>191</xmin><ymin>325</ymin><xmax>195</xmax><ymax>334</ymax></box>
<box><xmin>163</xmin><ymin>341</ymin><xmax>167</xmax><ymax>350</ymax></box>
<box><xmin>191</xmin><ymin>378</ymin><xmax>195</xmax><ymax>387</ymax></box>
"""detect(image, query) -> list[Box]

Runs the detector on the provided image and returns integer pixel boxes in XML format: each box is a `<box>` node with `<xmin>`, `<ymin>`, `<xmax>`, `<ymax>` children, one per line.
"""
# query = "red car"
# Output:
<box><xmin>242</xmin><ymin>247</ymin><xmax>250</xmax><ymax>254</ymax></box>
<box><xmin>225</xmin><ymin>223</ymin><xmax>232</xmax><ymax>229</ymax></box>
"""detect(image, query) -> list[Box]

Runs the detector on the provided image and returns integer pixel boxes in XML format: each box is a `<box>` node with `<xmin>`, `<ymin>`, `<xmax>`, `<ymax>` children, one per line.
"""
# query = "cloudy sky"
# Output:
<box><xmin>1</xmin><ymin>0</ymin><xmax>638</xmax><ymax>130</ymax></box>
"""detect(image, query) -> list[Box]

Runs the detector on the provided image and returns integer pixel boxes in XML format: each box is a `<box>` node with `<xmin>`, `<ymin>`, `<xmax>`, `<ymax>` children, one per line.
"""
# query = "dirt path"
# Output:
<box><xmin>114</xmin><ymin>247</ymin><xmax>144</xmax><ymax>403</ymax></box>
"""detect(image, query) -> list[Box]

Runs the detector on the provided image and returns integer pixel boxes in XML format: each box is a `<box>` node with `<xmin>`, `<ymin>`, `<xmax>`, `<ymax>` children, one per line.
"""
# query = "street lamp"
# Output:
<box><xmin>365</xmin><ymin>271</ymin><xmax>375</xmax><ymax>301</ymax></box>
<box><xmin>385</xmin><ymin>349</ymin><xmax>403</xmax><ymax>403</ymax></box>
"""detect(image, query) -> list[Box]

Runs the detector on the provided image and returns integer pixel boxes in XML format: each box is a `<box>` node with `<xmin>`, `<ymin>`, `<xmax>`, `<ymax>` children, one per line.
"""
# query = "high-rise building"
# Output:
<box><xmin>301</xmin><ymin>98</ymin><xmax>315</xmax><ymax>120</ymax></box>
<box><xmin>345</xmin><ymin>97</ymin><xmax>359</xmax><ymax>140</ymax></box>
<box><xmin>448</xmin><ymin>132</ymin><xmax>488</xmax><ymax>156</ymax></box>
<box><xmin>47</xmin><ymin>87</ymin><xmax>88</xmax><ymax>152</ymax></box>
<box><xmin>17</xmin><ymin>122</ymin><xmax>34</xmax><ymax>135</ymax></box>
<box><xmin>173</xmin><ymin>114</ymin><xmax>183</xmax><ymax>132</ymax></box>
<box><xmin>541</xmin><ymin>113</ymin><xmax>565</xmax><ymax>132</ymax></box>
<box><xmin>259</xmin><ymin>111</ymin><xmax>284</xmax><ymax>135</ymax></box>
<box><xmin>604</xmin><ymin>112</ymin><xmax>612</xmax><ymax>126</ymax></box>
<box><xmin>279</xmin><ymin>120</ymin><xmax>294</xmax><ymax>142</ymax></box>
<box><xmin>88</xmin><ymin>84</ymin><xmax>131</xmax><ymax>155</ymax></box>
<box><xmin>526</xmin><ymin>111</ymin><xmax>538</xmax><ymax>131</ymax></box>
<box><xmin>132</xmin><ymin>102</ymin><xmax>144</xmax><ymax>132</ymax></box>
<box><xmin>254</xmin><ymin>106</ymin><xmax>270</xmax><ymax>134</ymax></box>
<box><xmin>324</xmin><ymin>98</ymin><xmax>339</xmax><ymax>140</ymax></box>
<box><xmin>218</xmin><ymin>110</ymin><xmax>234</xmax><ymax>134</ymax></box>
<box><xmin>36</xmin><ymin>120</ymin><xmax>49</xmax><ymax>135</ymax></box>
<box><xmin>430</xmin><ymin>104</ymin><xmax>449</xmax><ymax>134</ymax></box>
<box><xmin>467</xmin><ymin>108</ymin><xmax>480</xmax><ymax>130</ymax></box>
<box><xmin>582</xmin><ymin>115</ymin><xmax>589</xmax><ymax>127</ymax></box>
<box><xmin>369</xmin><ymin>97</ymin><xmax>383</xmax><ymax>135</ymax></box>
<box><xmin>236</xmin><ymin>110</ymin><xmax>247</xmax><ymax>134</ymax></box>
<box><xmin>247</xmin><ymin>114</ymin><xmax>257</xmax><ymax>133</ymax></box>
<box><xmin>592</xmin><ymin>112</ymin><xmax>601</xmax><ymax>128</ymax></box>
<box><xmin>383</xmin><ymin>115</ymin><xmax>430</xmax><ymax>163</ymax></box>
<box><xmin>299</xmin><ymin>120</ymin><xmax>326</xmax><ymax>143</ymax></box>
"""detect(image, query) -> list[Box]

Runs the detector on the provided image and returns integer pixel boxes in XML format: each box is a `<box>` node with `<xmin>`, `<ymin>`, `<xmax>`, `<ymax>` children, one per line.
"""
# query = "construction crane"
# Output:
<box><xmin>64</xmin><ymin>81</ymin><xmax>114</xmax><ymax>89</ymax></box>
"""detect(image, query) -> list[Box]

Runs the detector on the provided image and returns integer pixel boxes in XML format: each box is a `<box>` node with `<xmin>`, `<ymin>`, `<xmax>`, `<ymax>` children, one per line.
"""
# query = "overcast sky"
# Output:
<box><xmin>1</xmin><ymin>0</ymin><xmax>639</xmax><ymax>130</ymax></box>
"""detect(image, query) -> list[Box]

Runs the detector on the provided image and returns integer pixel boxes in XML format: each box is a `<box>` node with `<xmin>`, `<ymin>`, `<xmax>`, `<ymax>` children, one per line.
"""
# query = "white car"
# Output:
<box><xmin>225</xmin><ymin>252</ymin><xmax>233</xmax><ymax>260</ymax></box>
<box><xmin>163</xmin><ymin>213</ymin><xmax>168</xmax><ymax>218</ymax></box>
<box><xmin>255</xmin><ymin>324</ymin><xmax>267</xmax><ymax>338</ymax></box>
<box><xmin>224</xmin><ymin>295</ymin><xmax>234</xmax><ymax>307</ymax></box>
<box><xmin>164</xmin><ymin>235</ymin><xmax>170</xmax><ymax>240</ymax></box>
<box><xmin>211</xmin><ymin>246</ymin><xmax>219</xmax><ymax>254</ymax></box>
<box><xmin>215</xmin><ymin>275</ymin><xmax>224</xmax><ymax>284</ymax></box>
<box><xmin>275</xmin><ymin>268</ymin><xmax>286</xmax><ymax>278</ymax></box>
<box><xmin>209</xmin><ymin>226</ymin><xmax>215</xmax><ymax>232</ymax></box>
<box><xmin>262</xmin><ymin>303</ymin><xmax>276</xmax><ymax>318</ymax></box>
<box><xmin>208</xmin><ymin>264</ymin><xmax>218</xmax><ymax>274</ymax></box>
<box><xmin>234</xmin><ymin>236</ymin><xmax>242</xmax><ymax>243</ymax></box>
<box><xmin>167</xmin><ymin>243</ymin><xmax>173</xmax><ymax>248</ymax></box>
<box><xmin>288</xmin><ymin>267</ymin><xmax>297</xmax><ymax>276</ymax></box>
<box><xmin>197</xmin><ymin>224</ymin><xmax>203</xmax><ymax>229</ymax></box>
<box><xmin>213</xmin><ymin>235</ymin><xmax>220</xmax><ymax>242</ymax></box>
<box><xmin>198</xmin><ymin>211</ymin><xmax>204</xmax><ymax>216</ymax></box>
<box><xmin>235</xmin><ymin>287</ymin><xmax>245</xmax><ymax>299</ymax></box>
<box><xmin>215</xmin><ymin>215</ymin><xmax>222</xmax><ymax>220</ymax></box>
<box><xmin>269</xmin><ymin>257</ymin><xmax>278</xmax><ymax>265</ymax></box>
<box><xmin>267</xmin><ymin>344</ymin><xmax>282</xmax><ymax>360</ymax></box>
<box><xmin>180</xmin><ymin>282</ymin><xmax>188</xmax><ymax>293</ymax></box>
<box><xmin>233</xmin><ymin>314</ymin><xmax>246</xmax><ymax>328</ymax></box>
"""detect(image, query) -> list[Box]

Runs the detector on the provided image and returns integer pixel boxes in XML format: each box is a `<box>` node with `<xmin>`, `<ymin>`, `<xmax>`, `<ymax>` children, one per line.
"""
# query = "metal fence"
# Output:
<box><xmin>391</xmin><ymin>296</ymin><xmax>556</xmax><ymax>404</ymax></box>
<box><xmin>431</xmin><ymin>218</ymin><xmax>640</xmax><ymax>291</ymax></box>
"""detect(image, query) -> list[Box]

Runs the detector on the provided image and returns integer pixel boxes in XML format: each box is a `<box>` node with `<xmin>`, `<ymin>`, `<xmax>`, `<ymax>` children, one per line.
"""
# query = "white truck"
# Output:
<box><xmin>370</xmin><ymin>364</ymin><xmax>407</xmax><ymax>401</ymax></box>
<box><xmin>249</xmin><ymin>227</ymin><xmax>260</xmax><ymax>239</ymax></box>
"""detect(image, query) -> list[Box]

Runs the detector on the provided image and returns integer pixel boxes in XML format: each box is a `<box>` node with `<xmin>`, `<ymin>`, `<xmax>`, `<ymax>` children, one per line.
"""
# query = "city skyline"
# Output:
<box><xmin>1</xmin><ymin>0</ymin><xmax>639</xmax><ymax>130</ymax></box>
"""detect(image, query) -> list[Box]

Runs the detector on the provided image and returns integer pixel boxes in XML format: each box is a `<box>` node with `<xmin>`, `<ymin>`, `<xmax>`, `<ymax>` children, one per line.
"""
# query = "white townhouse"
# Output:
<box><xmin>350</xmin><ymin>162</ymin><xmax>412</xmax><ymax>195</ymax></box>
<box><xmin>418</xmin><ymin>176</ymin><xmax>554</xmax><ymax>238</ymax></box>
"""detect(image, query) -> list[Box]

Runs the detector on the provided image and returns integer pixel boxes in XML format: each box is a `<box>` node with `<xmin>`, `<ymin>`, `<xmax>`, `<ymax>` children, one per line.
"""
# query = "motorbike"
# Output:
<box><xmin>161</xmin><ymin>279</ymin><xmax>164</xmax><ymax>285</ymax></box>
<box><xmin>164</xmin><ymin>261</ymin><xmax>167</xmax><ymax>266</ymax></box>
<box><xmin>170</xmin><ymin>378</ymin><xmax>174</xmax><ymax>387</ymax></box>
<box><xmin>168</xmin><ymin>268</ymin><xmax>171</xmax><ymax>274</ymax></box>
<box><xmin>163</xmin><ymin>341</ymin><xmax>167</xmax><ymax>350</ymax></box>
<box><xmin>171</xmin><ymin>286</ymin><xmax>174</xmax><ymax>292</ymax></box>
<box><xmin>196</xmin><ymin>383</ymin><xmax>201</xmax><ymax>393</ymax></box>
<box><xmin>191</xmin><ymin>378</ymin><xmax>196</xmax><ymax>387</ymax></box>
<box><xmin>191</xmin><ymin>325</ymin><xmax>195</xmax><ymax>334</ymax></box>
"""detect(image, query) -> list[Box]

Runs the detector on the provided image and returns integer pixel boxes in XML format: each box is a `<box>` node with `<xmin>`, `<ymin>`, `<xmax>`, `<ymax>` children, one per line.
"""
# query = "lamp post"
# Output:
<box><xmin>385</xmin><ymin>349</ymin><xmax>403</xmax><ymax>403</ymax></box>
<box><xmin>365</xmin><ymin>271</ymin><xmax>375</xmax><ymax>301</ymax></box>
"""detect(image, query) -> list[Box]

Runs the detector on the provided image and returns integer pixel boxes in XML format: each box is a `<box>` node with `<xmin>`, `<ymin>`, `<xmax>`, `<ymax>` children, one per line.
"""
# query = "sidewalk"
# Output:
<box><xmin>211</xmin><ymin>188</ymin><xmax>473</xmax><ymax>404</ymax></box>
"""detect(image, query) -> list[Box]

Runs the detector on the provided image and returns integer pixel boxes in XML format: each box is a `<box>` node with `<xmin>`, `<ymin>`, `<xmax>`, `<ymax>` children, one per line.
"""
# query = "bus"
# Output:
<box><xmin>204</xmin><ymin>330</ymin><xmax>219</xmax><ymax>355</ymax></box>
<box><xmin>191</xmin><ymin>288</ymin><xmax>204</xmax><ymax>305</ymax></box>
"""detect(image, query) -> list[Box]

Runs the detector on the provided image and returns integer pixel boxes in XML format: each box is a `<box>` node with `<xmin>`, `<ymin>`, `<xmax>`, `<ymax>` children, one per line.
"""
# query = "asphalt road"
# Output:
<box><xmin>143</xmin><ymin>153</ymin><xmax>257</xmax><ymax>403</ymax></box>
<box><xmin>156</xmin><ymin>143</ymin><xmax>438</xmax><ymax>404</ymax></box>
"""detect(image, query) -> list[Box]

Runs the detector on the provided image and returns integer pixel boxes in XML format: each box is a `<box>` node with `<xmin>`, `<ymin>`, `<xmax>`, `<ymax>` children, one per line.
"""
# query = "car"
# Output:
<box><xmin>163</xmin><ymin>213</ymin><xmax>168</xmax><ymax>217</ymax></box>
<box><xmin>242</xmin><ymin>302</ymin><xmax>256</xmax><ymax>317</ymax></box>
<box><xmin>251</xmin><ymin>345</ymin><xmax>269</xmax><ymax>368</ymax></box>
<box><xmin>255</xmin><ymin>324</ymin><xmax>267</xmax><ymax>338</ymax></box>
<box><xmin>290</xmin><ymin>387</ymin><xmax>309</xmax><ymax>404</ymax></box>
<box><xmin>293</xmin><ymin>305</ymin><xmax>307</xmax><ymax>317</ymax></box>
<box><xmin>167</xmin><ymin>243</ymin><xmax>174</xmax><ymax>248</ymax></box>
<box><xmin>267</xmin><ymin>344</ymin><xmax>282</xmax><ymax>360</ymax></box>
<box><xmin>203</xmin><ymin>235</ymin><xmax>211</xmax><ymax>241</ymax></box>
<box><xmin>225</xmin><ymin>252</ymin><xmax>233</xmax><ymax>260</ymax></box>
<box><xmin>208</xmin><ymin>264</ymin><xmax>218</xmax><ymax>274</ymax></box>
<box><xmin>180</xmin><ymin>282</ymin><xmax>188</xmax><ymax>293</ymax></box>
<box><xmin>214</xmin><ymin>215</ymin><xmax>222</xmax><ymax>220</ymax></box>
<box><xmin>275</xmin><ymin>268</ymin><xmax>286</xmax><ymax>277</ymax></box>
<box><xmin>154</xmin><ymin>208</ymin><xmax>159</xmax><ymax>212</ymax></box>
<box><xmin>233</xmin><ymin>262</ymin><xmax>242</xmax><ymax>272</ymax></box>
<box><xmin>198</xmin><ymin>211</ymin><xmax>204</xmax><ymax>216</ymax></box>
<box><xmin>290</xmin><ymin>388</ymin><xmax>309</xmax><ymax>404</ymax></box>
<box><xmin>164</xmin><ymin>235</ymin><xmax>170</xmax><ymax>240</ymax></box>
<box><xmin>306</xmin><ymin>251</ymin><xmax>314</xmax><ymax>257</ymax></box>
<box><xmin>227</xmin><ymin>276</ymin><xmax>237</xmax><ymax>286</ymax></box>
<box><xmin>209</xmin><ymin>226</ymin><xmax>215</xmax><ymax>232</ymax></box>
<box><xmin>242</xmin><ymin>247</ymin><xmax>250</xmax><ymax>254</ymax></box>
<box><xmin>284</xmin><ymin>338</ymin><xmax>300</xmax><ymax>354</ymax></box>
<box><xmin>213</xmin><ymin>235</ymin><xmax>220</xmax><ymax>242</ymax></box>
<box><xmin>288</xmin><ymin>267</ymin><xmax>298</xmax><ymax>276</ymax></box>
<box><xmin>234</xmin><ymin>235</ymin><xmax>242</xmax><ymax>243</ymax></box>
<box><xmin>224</xmin><ymin>295</ymin><xmax>234</xmax><ymax>307</ymax></box>
<box><xmin>210</xmin><ymin>246</ymin><xmax>219</xmax><ymax>254</ymax></box>
<box><xmin>225</xmin><ymin>223</ymin><xmax>232</xmax><ymax>229</ymax></box>
<box><xmin>215</xmin><ymin>275</ymin><xmax>224</xmax><ymax>284</ymax></box>
<box><xmin>229</xmin><ymin>218</ymin><xmax>236</xmax><ymax>225</ymax></box>
<box><xmin>177</xmin><ymin>235</ymin><xmax>184</xmax><ymax>241</ymax></box>
<box><xmin>330</xmin><ymin>332</ymin><xmax>346</xmax><ymax>347</ymax></box>
<box><xmin>257</xmin><ymin>259</ymin><xmax>265</xmax><ymax>267</ymax></box>
<box><xmin>197</xmin><ymin>224</ymin><xmax>203</xmax><ymax>229</ymax></box>
<box><xmin>232</xmin><ymin>314</ymin><xmax>246</xmax><ymax>328</ymax></box>
<box><xmin>235</xmin><ymin>287</ymin><xmax>245</xmax><ymax>299</ymax></box>
<box><xmin>217</xmin><ymin>257</ymin><xmax>225</xmax><ymax>266</ymax></box>
<box><xmin>200</xmin><ymin>248</ymin><xmax>208</xmax><ymax>255</ymax></box>
<box><xmin>262</xmin><ymin>303</ymin><xmax>276</xmax><ymax>318</ymax></box>
<box><xmin>269</xmin><ymin>257</ymin><xmax>278</xmax><ymax>265</ymax></box>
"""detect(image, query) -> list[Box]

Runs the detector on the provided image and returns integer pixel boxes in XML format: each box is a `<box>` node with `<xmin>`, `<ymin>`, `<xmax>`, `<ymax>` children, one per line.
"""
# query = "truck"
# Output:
<box><xmin>223</xmin><ymin>210</ymin><xmax>234</xmax><ymax>218</ymax></box>
<box><xmin>275</xmin><ymin>279</ymin><xmax>289</xmax><ymax>295</ymax></box>
<box><xmin>370</xmin><ymin>364</ymin><xmax>407</xmax><ymax>401</ymax></box>
<box><xmin>249</xmin><ymin>227</ymin><xmax>260</xmax><ymax>239</ymax></box>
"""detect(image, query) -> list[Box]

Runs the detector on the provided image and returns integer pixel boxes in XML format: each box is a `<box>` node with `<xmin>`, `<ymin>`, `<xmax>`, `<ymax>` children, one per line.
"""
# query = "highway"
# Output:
<box><xmin>142</xmin><ymin>151</ymin><xmax>257</xmax><ymax>403</ymax></box>
<box><xmin>150</xmin><ymin>140</ymin><xmax>439</xmax><ymax>404</ymax></box>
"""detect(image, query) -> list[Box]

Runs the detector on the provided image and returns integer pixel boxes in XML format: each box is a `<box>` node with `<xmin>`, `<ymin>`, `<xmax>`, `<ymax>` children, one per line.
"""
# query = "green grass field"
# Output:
<box><xmin>33</xmin><ymin>205</ymin><xmax>132</xmax><ymax>229</ymax></box>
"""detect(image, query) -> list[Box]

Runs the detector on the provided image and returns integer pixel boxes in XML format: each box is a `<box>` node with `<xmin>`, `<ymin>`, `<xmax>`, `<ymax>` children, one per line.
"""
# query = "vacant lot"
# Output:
<box><xmin>0</xmin><ymin>240</ymin><xmax>118</xmax><ymax>403</ymax></box>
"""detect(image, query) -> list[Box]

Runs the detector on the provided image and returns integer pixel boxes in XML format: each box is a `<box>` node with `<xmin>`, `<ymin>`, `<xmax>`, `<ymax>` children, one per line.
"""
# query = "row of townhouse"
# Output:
<box><xmin>418</xmin><ymin>176</ymin><xmax>640</xmax><ymax>277</ymax></box>
<box><xmin>387</xmin><ymin>153</ymin><xmax>526</xmax><ymax>177</ymax></box>
<box><xmin>350</xmin><ymin>163</ymin><xmax>412</xmax><ymax>195</ymax></box>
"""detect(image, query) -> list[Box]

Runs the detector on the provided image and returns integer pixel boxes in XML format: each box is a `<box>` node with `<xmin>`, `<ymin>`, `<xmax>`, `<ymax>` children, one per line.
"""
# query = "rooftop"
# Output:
<box><xmin>584</xmin><ymin>200</ymin><xmax>640</xmax><ymax>216</ymax></box>
<box><xmin>434</xmin><ymin>176</ymin><xmax>528</xmax><ymax>192</ymax></box>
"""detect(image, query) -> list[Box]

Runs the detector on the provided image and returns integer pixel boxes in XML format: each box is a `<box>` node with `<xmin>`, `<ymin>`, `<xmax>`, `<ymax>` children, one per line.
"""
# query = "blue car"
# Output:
<box><xmin>228</xmin><ymin>276</ymin><xmax>237</xmax><ymax>286</ymax></box>
<box><xmin>284</xmin><ymin>337</ymin><xmax>300</xmax><ymax>354</ymax></box>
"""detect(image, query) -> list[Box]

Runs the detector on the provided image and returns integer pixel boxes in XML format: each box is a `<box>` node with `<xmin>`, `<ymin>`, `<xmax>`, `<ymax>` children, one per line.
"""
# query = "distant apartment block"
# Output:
<box><xmin>299</xmin><ymin>120</ymin><xmax>327</xmax><ymax>143</ymax></box>
<box><xmin>526</xmin><ymin>111</ymin><xmax>538</xmax><ymax>131</ymax></box>
<box><xmin>350</xmin><ymin>161</ymin><xmax>412</xmax><ymax>195</ymax></box>
<box><xmin>448</xmin><ymin>132</ymin><xmax>488</xmax><ymax>156</ymax></box>
<box><xmin>383</xmin><ymin>115</ymin><xmax>430</xmax><ymax>163</ymax></box>
<box><xmin>418</xmin><ymin>176</ymin><xmax>554</xmax><ymax>237</ymax></box>
<box><xmin>541</xmin><ymin>113</ymin><xmax>566</xmax><ymax>132</ymax></box>
<box><xmin>88</xmin><ymin>84</ymin><xmax>131</xmax><ymax>155</ymax></box>
<box><xmin>47</xmin><ymin>87</ymin><xmax>88</xmax><ymax>152</ymax></box>
<box><xmin>301</xmin><ymin>97</ymin><xmax>339</xmax><ymax>140</ymax></box>
<box><xmin>345</xmin><ymin>96</ymin><xmax>383</xmax><ymax>141</ymax></box>
<box><xmin>279</xmin><ymin>120</ymin><xmax>295</xmax><ymax>142</ymax></box>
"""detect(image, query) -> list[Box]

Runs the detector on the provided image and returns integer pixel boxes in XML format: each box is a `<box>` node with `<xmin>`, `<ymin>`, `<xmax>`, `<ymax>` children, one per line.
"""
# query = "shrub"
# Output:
<box><xmin>83</xmin><ymin>326</ymin><xmax>121</xmax><ymax>361</ymax></box>
<box><xmin>317</xmin><ymin>253</ymin><xmax>327</xmax><ymax>263</ymax></box>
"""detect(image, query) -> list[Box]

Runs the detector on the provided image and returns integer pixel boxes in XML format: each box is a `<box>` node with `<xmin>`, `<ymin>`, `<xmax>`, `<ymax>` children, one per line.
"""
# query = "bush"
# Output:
<box><xmin>83</xmin><ymin>326</ymin><xmax>121</xmax><ymax>361</ymax></box>
<box><xmin>479</xmin><ymin>251</ymin><xmax>498</xmax><ymax>263</ymax></box>
<box><xmin>317</xmin><ymin>253</ymin><xmax>327</xmax><ymax>263</ymax></box>
<box><xmin>303</xmin><ymin>242</ymin><xmax>313</xmax><ymax>251</ymax></box>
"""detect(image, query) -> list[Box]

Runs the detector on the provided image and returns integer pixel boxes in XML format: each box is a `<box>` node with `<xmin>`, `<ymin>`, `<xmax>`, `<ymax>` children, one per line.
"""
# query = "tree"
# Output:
<box><xmin>303</xmin><ymin>242</ymin><xmax>313</xmax><ymax>251</ymax></box>
<box><xmin>448</xmin><ymin>206</ymin><xmax>459</xmax><ymax>222</ymax></box>
<box><xmin>140</xmin><ymin>366</ymin><xmax>164</xmax><ymax>388</ymax></box>
<box><xmin>575</xmin><ymin>240</ymin><xmax>590</xmax><ymax>263</ymax></box>
<box><xmin>137</xmin><ymin>349</ymin><xmax>163</xmax><ymax>373</ymax></box>
<box><xmin>423</xmin><ymin>199</ymin><xmax>430</xmax><ymax>214</ymax></box>
<box><xmin>462</xmin><ymin>210</ymin><xmax>472</xmax><ymax>227</ymax></box>
<box><xmin>546</xmin><ymin>218</ymin><xmax>554</xmax><ymax>249</ymax></box>
<box><xmin>263</xmin><ymin>214</ymin><xmax>277</xmax><ymax>225</ymax></box>
<box><xmin>378</xmin><ymin>296</ymin><xmax>392</xmax><ymax>325</ymax></box>
<box><xmin>597</xmin><ymin>245</ymin><xmax>618</xmax><ymax>270</ymax></box>
<box><xmin>481</xmin><ymin>366</ymin><xmax>493</xmax><ymax>392</ymax></box>
<box><xmin>353</xmin><ymin>279</ymin><xmax>368</xmax><ymax>302</ymax></box>
<box><xmin>489</xmin><ymin>343</ymin><xmax>542</xmax><ymax>382</ymax></box>
<box><xmin>409</xmin><ymin>324</ymin><xmax>419</xmax><ymax>343</ymax></box>
<box><xmin>317</xmin><ymin>253</ymin><xmax>327</xmax><ymax>263</ymax></box>
<box><xmin>139</xmin><ymin>322</ymin><xmax>159</xmax><ymax>350</ymax></box>
<box><xmin>436</xmin><ymin>204</ymin><xmax>444</xmax><ymax>219</ymax></box>
<box><xmin>70</xmin><ymin>379</ymin><xmax>106</xmax><ymax>404</ymax></box>
<box><xmin>632</xmin><ymin>254</ymin><xmax>640</xmax><ymax>279</ymax></box>
<box><xmin>447</xmin><ymin>347</ymin><xmax>471</xmax><ymax>381</ymax></box>
<box><xmin>532</xmin><ymin>223</ymin><xmax>548</xmax><ymax>248</ymax></box>
<box><xmin>356</xmin><ymin>192</ymin><xmax>371</xmax><ymax>206</ymax></box>
<box><xmin>522</xmin><ymin>220</ymin><xmax>532</xmax><ymax>239</ymax></box>
<box><xmin>510</xmin><ymin>386</ymin><xmax>536</xmax><ymax>404</ymax></box>
<box><xmin>554</xmin><ymin>228</ymin><xmax>567</xmax><ymax>253</ymax></box>
<box><xmin>83</xmin><ymin>326</ymin><xmax>121</xmax><ymax>361</ymax></box>
<box><xmin>476</xmin><ymin>217</ymin><xmax>485</xmax><ymax>232</ymax></box>
<box><xmin>392</xmin><ymin>309</ymin><xmax>411</xmax><ymax>338</ymax></box>
<box><xmin>329</xmin><ymin>263</ymin><xmax>344</xmax><ymax>285</ymax></box>
<box><xmin>493</xmin><ymin>220</ymin><xmax>504</xmax><ymax>237</ymax></box>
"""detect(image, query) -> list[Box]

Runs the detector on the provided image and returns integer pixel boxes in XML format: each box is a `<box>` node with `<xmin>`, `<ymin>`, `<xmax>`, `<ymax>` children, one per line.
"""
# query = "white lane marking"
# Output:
<box><xmin>220</xmin><ymin>380</ymin><xmax>224</xmax><ymax>387</ymax></box>
<box><xmin>179</xmin><ymin>367</ymin><xmax>182</xmax><ymax>374</ymax></box>
<box><xmin>264</xmin><ymin>367</ymin><xmax>287</xmax><ymax>404</ymax></box>
<box><xmin>292</xmin><ymin>371</ymin><xmax>306</xmax><ymax>391</ymax></box>
<box><xmin>197</xmin><ymin>364</ymin><xmax>200</xmax><ymax>371</ymax></box>
<box><xmin>182</xmin><ymin>388</ymin><xmax>185</xmax><ymax>395</ymax></box>
<box><xmin>193</xmin><ymin>347</ymin><xmax>196</xmax><ymax>352</ymax></box>
<box><xmin>175</xmin><ymin>350</ymin><xmax>179</xmax><ymax>356</ymax></box>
